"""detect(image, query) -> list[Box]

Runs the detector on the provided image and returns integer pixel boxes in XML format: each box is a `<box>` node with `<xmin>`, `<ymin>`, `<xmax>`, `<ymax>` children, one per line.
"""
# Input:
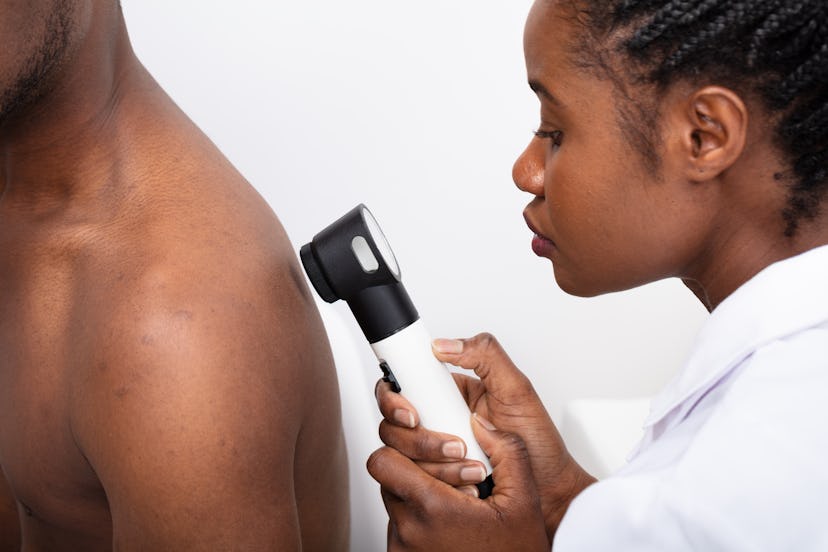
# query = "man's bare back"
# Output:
<box><xmin>0</xmin><ymin>2</ymin><xmax>348</xmax><ymax>549</ymax></box>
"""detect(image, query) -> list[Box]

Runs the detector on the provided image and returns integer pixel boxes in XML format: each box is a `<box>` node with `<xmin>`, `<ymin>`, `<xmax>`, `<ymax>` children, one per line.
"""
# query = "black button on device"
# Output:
<box><xmin>477</xmin><ymin>474</ymin><xmax>494</xmax><ymax>499</ymax></box>
<box><xmin>379</xmin><ymin>362</ymin><xmax>401</xmax><ymax>393</ymax></box>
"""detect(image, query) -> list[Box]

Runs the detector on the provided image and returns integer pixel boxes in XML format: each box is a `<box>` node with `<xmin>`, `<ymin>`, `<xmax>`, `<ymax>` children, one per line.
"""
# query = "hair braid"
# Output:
<box><xmin>614</xmin><ymin>0</ymin><xmax>666</xmax><ymax>24</ymax></box>
<box><xmin>748</xmin><ymin>3</ymin><xmax>821</xmax><ymax>66</ymax></box>
<box><xmin>656</xmin><ymin>4</ymin><xmax>777</xmax><ymax>78</ymax></box>
<box><xmin>786</xmin><ymin>99</ymin><xmax>828</xmax><ymax>141</ymax></box>
<box><xmin>627</xmin><ymin>0</ymin><xmax>723</xmax><ymax>52</ymax></box>
<box><xmin>578</xmin><ymin>0</ymin><xmax>828</xmax><ymax>236</ymax></box>
<box><xmin>773</xmin><ymin>43</ymin><xmax>828</xmax><ymax>107</ymax></box>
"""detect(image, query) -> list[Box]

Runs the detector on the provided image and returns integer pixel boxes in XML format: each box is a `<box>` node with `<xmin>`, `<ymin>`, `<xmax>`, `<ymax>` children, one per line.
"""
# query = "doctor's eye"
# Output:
<box><xmin>533</xmin><ymin>128</ymin><xmax>563</xmax><ymax>147</ymax></box>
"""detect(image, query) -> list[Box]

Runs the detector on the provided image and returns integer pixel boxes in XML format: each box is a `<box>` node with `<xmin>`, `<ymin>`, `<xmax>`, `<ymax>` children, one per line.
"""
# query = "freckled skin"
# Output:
<box><xmin>0</xmin><ymin>2</ymin><xmax>348</xmax><ymax>550</ymax></box>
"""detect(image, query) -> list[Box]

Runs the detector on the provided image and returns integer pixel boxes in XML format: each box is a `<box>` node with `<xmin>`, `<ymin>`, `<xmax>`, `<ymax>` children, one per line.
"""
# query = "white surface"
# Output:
<box><xmin>120</xmin><ymin>2</ymin><xmax>710</xmax><ymax>551</ymax></box>
<box><xmin>560</xmin><ymin>398</ymin><xmax>650</xmax><ymax>479</ymax></box>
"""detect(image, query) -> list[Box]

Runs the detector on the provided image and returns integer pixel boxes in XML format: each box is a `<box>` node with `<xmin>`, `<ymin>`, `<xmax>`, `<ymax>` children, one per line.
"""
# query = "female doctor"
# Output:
<box><xmin>368</xmin><ymin>0</ymin><xmax>828</xmax><ymax>550</ymax></box>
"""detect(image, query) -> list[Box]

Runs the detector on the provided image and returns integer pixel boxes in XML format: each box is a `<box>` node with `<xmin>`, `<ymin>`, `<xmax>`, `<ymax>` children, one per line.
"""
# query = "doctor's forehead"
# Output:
<box><xmin>523</xmin><ymin>0</ymin><xmax>584</xmax><ymax>78</ymax></box>
<box><xmin>523</xmin><ymin>0</ymin><xmax>587</xmax><ymax>61</ymax></box>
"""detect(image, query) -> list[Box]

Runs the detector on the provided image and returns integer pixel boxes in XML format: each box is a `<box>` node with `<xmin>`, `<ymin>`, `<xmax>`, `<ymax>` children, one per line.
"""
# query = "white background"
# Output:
<box><xmin>122</xmin><ymin>2</ymin><xmax>708</xmax><ymax>550</ymax></box>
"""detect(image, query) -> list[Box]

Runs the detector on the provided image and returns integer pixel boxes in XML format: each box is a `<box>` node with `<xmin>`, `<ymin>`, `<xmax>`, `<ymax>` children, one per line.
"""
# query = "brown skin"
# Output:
<box><xmin>368</xmin><ymin>0</ymin><xmax>828</xmax><ymax>549</ymax></box>
<box><xmin>0</xmin><ymin>471</ymin><xmax>20</xmax><ymax>550</ymax></box>
<box><xmin>0</xmin><ymin>1</ymin><xmax>348</xmax><ymax>550</ymax></box>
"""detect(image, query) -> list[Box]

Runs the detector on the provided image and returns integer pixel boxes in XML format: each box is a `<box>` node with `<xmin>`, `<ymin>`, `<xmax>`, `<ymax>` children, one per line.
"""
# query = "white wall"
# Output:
<box><xmin>122</xmin><ymin>2</ymin><xmax>709</xmax><ymax>550</ymax></box>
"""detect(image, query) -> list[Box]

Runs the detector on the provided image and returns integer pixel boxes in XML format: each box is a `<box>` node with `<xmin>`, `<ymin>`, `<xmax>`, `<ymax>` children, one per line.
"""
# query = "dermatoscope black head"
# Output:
<box><xmin>299</xmin><ymin>204</ymin><xmax>419</xmax><ymax>343</ymax></box>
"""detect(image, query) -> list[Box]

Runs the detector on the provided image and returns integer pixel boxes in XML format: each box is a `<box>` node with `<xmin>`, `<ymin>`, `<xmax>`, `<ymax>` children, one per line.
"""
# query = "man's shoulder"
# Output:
<box><xmin>115</xmin><ymin>110</ymin><xmax>299</xmax><ymax>288</ymax></box>
<box><xmin>83</xmin><ymin>191</ymin><xmax>327</xmax><ymax>394</ymax></box>
<box><xmin>97</xmin><ymin>147</ymin><xmax>315</xmax><ymax>338</ymax></box>
<box><xmin>72</xmin><ymin>163</ymin><xmax>333</xmax><ymax>426</ymax></box>
<box><xmin>67</xmin><ymin>187</ymin><xmax>340</xmax><ymax>540</ymax></box>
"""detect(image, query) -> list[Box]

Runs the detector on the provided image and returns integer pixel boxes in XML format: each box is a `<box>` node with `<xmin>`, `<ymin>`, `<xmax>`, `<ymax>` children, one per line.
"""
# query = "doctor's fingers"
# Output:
<box><xmin>368</xmin><ymin>446</ymin><xmax>472</xmax><ymax>511</ymax></box>
<box><xmin>379</xmin><ymin>419</ymin><xmax>470</xmax><ymax>463</ymax></box>
<box><xmin>373</xmin><ymin>420</ymin><xmax>544</xmax><ymax>512</ymax></box>
<box><xmin>414</xmin><ymin>459</ymin><xmax>489</xmax><ymax>489</ymax></box>
<box><xmin>375</xmin><ymin>379</ymin><xmax>419</xmax><ymax>428</ymax></box>
<box><xmin>370</xmin><ymin>441</ymin><xmax>549</xmax><ymax>552</ymax></box>
<box><xmin>369</xmin><ymin>447</ymin><xmax>481</xmax><ymax>548</ymax></box>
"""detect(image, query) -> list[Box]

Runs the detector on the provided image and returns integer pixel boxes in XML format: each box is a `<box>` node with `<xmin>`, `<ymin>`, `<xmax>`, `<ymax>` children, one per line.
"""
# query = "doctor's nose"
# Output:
<box><xmin>512</xmin><ymin>139</ymin><xmax>545</xmax><ymax>197</ymax></box>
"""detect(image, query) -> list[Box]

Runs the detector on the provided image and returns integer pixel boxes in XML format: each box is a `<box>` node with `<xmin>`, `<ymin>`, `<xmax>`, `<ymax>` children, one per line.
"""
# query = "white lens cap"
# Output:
<box><xmin>351</xmin><ymin>235</ymin><xmax>379</xmax><ymax>273</ymax></box>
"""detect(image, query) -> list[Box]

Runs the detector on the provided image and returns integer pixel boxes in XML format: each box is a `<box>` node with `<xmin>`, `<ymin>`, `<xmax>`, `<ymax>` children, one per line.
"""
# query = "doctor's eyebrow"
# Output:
<box><xmin>529</xmin><ymin>80</ymin><xmax>564</xmax><ymax>106</ymax></box>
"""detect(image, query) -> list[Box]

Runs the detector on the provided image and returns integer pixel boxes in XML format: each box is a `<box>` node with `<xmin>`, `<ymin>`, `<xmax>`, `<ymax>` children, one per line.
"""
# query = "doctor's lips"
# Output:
<box><xmin>524</xmin><ymin>215</ymin><xmax>556</xmax><ymax>258</ymax></box>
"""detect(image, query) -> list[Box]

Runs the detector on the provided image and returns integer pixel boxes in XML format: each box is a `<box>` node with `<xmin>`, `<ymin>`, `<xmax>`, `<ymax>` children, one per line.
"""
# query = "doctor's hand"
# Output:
<box><xmin>367</xmin><ymin>412</ymin><xmax>550</xmax><ymax>552</ymax></box>
<box><xmin>374</xmin><ymin>333</ymin><xmax>596</xmax><ymax>538</ymax></box>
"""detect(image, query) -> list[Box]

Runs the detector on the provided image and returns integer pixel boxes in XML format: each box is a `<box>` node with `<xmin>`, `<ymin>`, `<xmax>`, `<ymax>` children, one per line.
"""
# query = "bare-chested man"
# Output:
<box><xmin>0</xmin><ymin>1</ymin><xmax>349</xmax><ymax>549</ymax></box>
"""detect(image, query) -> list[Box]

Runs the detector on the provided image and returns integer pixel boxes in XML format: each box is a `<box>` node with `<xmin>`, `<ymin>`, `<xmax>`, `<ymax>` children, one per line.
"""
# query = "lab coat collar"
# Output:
<box><xmin>643</xmin><ymin>244</ymin><xmax>828</xmax><ymax>431</ymax></box>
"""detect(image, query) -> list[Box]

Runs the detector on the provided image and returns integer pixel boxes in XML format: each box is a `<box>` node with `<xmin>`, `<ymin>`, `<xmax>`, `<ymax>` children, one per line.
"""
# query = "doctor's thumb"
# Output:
<box><xmin>433</xmin><ymin>333</ymin><xmax>535</xmax><ymax>397</ymax></box>
<box><xmin>472</xmin><ymin>413</ymin><xmax>541</xmax><ymax>506</ymax></box>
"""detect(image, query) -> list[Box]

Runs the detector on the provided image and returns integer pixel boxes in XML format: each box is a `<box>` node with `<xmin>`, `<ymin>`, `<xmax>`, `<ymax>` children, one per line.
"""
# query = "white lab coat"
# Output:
<box><xmin>554</xmin><ymin>245</ymin><xmax>828</xmax><ymax>551</ymax></box>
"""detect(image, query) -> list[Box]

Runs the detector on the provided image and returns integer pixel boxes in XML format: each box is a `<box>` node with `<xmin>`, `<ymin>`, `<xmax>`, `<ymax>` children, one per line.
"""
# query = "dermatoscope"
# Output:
<box><xmin>300</xmin><ymin>204</ymin><xmax>494</xmax><ymax>498</ymax></box>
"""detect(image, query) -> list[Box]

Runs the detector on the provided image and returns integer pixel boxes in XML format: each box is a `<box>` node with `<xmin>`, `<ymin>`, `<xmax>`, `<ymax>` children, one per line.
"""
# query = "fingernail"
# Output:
<box><xmin>459</xmin><ymin>485</ymin><xmax>479</xmax><ymax>498</ymax></box>
<box><xmin>473</xmin><ymin>413</ymin><xmax>497</xmax><ymax>431</ymax></box>
<box><xmin>393</xmin><ymin>408</ymin><xmax>415</xmax><ymax>428</ymax></box>
<box><xmin>442</xmin><ymin>440</ymin><xmax>466</xmax><ymax>459</ymax></box>
<box><xmin>460</xmin><ymin>465</ymin><xmax>487</xmax><ymax>483</ymax></box>
<box><xmin>433</xmin><ymin>338</ymin><xmax>463</xmax><ymax>354</ymax></box>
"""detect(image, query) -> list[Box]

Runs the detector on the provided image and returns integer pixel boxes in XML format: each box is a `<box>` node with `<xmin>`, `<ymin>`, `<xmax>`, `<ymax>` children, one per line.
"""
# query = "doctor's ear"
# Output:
<box><xmin>670</xmin><ymin>86</ymin><xmax>748</xmax><ymax>182</ymax></box>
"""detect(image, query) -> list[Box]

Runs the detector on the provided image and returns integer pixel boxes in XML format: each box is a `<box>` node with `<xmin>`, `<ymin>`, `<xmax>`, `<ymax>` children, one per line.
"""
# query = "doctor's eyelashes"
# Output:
<box><xmin>533</xmin><ymin>128</ymin><xmax>564</xmax><ymax>147</ymax></box>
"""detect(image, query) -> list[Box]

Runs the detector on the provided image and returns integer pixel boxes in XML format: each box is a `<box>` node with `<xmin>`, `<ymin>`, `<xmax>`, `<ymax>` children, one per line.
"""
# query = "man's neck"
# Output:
<box><xmin>0</xmin><ymin>3</ymin><xmax>144</xmax><ymax>216</ymax></box>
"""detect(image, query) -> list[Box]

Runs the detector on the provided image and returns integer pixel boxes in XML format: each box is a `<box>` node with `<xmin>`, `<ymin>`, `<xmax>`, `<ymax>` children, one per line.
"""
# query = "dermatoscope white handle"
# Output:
<box><xmin>371</xmin><ymin>319</ymin><xmax>493</xmax><ymax>475</ymax></box>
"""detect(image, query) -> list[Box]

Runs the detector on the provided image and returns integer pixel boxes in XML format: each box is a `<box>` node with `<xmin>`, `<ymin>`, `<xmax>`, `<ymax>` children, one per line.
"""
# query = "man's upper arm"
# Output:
<box><xmin>73</xmin><ymin>264</ymin><xmax>316</xmax><ymax>549</ymax></box>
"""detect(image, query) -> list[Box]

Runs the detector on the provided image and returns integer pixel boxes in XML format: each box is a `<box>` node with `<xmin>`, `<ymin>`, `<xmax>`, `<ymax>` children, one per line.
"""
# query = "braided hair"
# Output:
<box><xmin>574</xmin><ymin>0</ymin><xmax>828</xmax><ymax>236</ymax></box>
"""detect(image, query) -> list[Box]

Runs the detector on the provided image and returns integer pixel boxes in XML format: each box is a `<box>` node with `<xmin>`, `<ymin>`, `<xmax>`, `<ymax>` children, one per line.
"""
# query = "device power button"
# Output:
<box><xmin>379</xmin><ymin>361</ymin><xmax>401</xmax><ymax>393</ymax></box>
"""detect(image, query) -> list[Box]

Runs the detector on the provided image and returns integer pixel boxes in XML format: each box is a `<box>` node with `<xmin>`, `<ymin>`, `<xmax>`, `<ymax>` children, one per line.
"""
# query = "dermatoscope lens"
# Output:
<box><xmin>361</xmin><ymin>206</ymin><xmax>401</xmax><ymax>279</ymax></box>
